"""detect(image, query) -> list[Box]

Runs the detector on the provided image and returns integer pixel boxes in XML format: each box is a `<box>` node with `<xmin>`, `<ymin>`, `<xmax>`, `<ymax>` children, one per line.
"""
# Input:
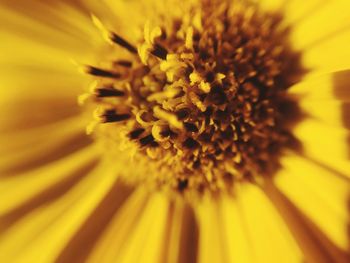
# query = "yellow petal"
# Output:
<box><xmin>298</xmin><ymin>99</ymin><xmax>350</xmax><ymax>129</ymax></box>
<box><xmin>282</xmin><ymin>0</ymin><xmax>328</xmax><ymax>26</ymax></box>
<box><xmin>0</xmin><ymin>1</ymin><xmax>99</xmax><ymax>57</ymax></box>
<box><xmin>287</xmin><ymin>0</ymin><xmax>350</xmax><ymax>73</ymax></box>
<box><xmin>196</xmin><ymin>196</ymin><xmax>228</xmax><ymax>263</ymax></box>
<box><xmin>255</xmin><ymin>0</ymin><xmax>285</xmax><ymax>12</ymax></box>
<box><xmin>161</xmin><ymin>200</ymin><xmax>198</xmax><ymax>263</ymax></box>
<box><xmin>274</xmin><ymin>153</ymin><xmax>349</xmax><ymax>251</ymax></box>
<box><xmin>264</xmin><ymin>178</ymin><xmax>348</xmax><ymax>263</ymax></box>
<box><xmin>301</xmin><ymin>30</ymin><xmax>350</xmax><ymax>74</ymax></box>
<box><xmin>290</xmin><ymin>0</ymin><xmax>350</xmax><ymax>49</ymax></box>
<box><xmin>0</xmin><ymin>159</ymin><xmax>119</xmax><ymax>263</ymax></box>
<box><xmin>86</xmin><ymin>188</ymin><xmax>150</xmax><ymax>262</ymax></box>
<box><xmin>0</xmin><ymin>116</ymin><xmax>90</xmax><ymax>175</ymax></box>
<box><xmin>289</xmin><ymin>70</ymin><xmax>350</xmax><ymax>102</ymax></box>
<box><xmin>84</xmin><ymin>0</ymin><xmax>146</xmax><ymax>42</ymax></box>
<box><xmin>87</xmin><ymin>190</ymin><xmax>169</xmax><ymax>263</ymax></box>
<box><xmin>237</xmin><ymin>184</ymin><xmax>303</xmax><ymax>263</ymax></box>
<box><xmin>292</xmin><ymin>118</ymin><xmax>350</xmax><ymax>177</ymax></box>
<box><xmin>116</xmin><ymin>193</ymin><xmax>169</xmax><ymax>263</ymax></box>
<box><xmin>220</xmin><ymin>196</ymin><xmax>254</xmax><ymax>263</ymax></box>
<box><xmin>0</xmin><ymin>143</ymin><xmax>99</xmax><ymax>215</ymax></box>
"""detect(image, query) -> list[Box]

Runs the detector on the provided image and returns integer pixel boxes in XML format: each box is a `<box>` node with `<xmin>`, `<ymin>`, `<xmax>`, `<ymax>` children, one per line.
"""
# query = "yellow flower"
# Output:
<box><xmin>0</xmin><ymin>0</ymin><xmax>349</xmax><ymax>262</ymax></box>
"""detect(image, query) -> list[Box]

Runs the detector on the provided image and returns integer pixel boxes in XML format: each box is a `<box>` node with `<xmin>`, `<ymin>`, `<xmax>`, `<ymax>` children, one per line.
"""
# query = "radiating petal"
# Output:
<box><xmin>292</xmin><ymin>118</ymin><xmax>350</xmax><ymax>177</ymax></box>
<box><xmin>282</xmin><ymin>0</ymin><xmax>329</xmax><ymax>25</ymax></box>
<box><xmin>86</xmin><ymin>190</ymin><xmax>170</xmax><ymax>263</ymax></box>
<box><xmin>284</xmin><ymin>0</ymin><xmax>350</xmax><ymax>74</ymax></box>
<box><xmin>85</xmin><ymin>188</ymin><xmax>150</xmax><ymax>262</ymax></box>
<box><xmin>0</xmin><ymin>0</ymin><xmax>101</xmax><ymax>112</ymax></box>
<box><xmin>0</xmin><ymin>143</ymin><xmax>99</xmax><ymax>216</ymax></box>
<box><xmin>115</xmin><ymin>193</ymin><xmax>169</xmax><ymax>263</ymax></box>
<box><xmin>298</xmin><ymin>100</ymin><xmax>350</xmax><ymax>129</ymax></box>
<box><xmin>274</xmin><ymin>153</ymin><xmax>349</xmax><ymax>252</ymax></box>
<box><xmin>301</xmin><ymin>31</ymin><xmax>350</xmax><ymax>74</ymax></box>
<box><xmin>264</xmin><ymin>179</ymin><xmax>349</xmax><ymax>263</ymax></box>
<box><xmin>197</xmin><ymin>185</ymin><xmax>303</xmax><ymax>263</ymax></box>
<box><xmin>197</xmin><ymin>196</ymin><xmax>229</xmax><ymax>263</ymax></box>
<box><xmin>0</xmin><ymin>1</ymin><xmax>99</xmax><ymax>57</ymax></box>
<box><xmin>0</xmin><ymin>116</ymin><xmax>91</xmax><ymax>175</ymax></box>
<box><xmin>83</xmin><ymin>0</ymin><xmax>144</xmax><ymax>42</ymax></box>
<box><xmin>0</xmin><ymin>159</ymin><xmax>120</xmax><ymax>263</ymax></box>
<box><xmin>291</xmin><ymin>70</ymin><xmax>350</xmax><ymax>129</ymax></box>
<box><xmin>254</xmin><ymin>0</ymin><xmax>287</xmax><ymax>12</ymax></box>
<box><xmin>55</xmin><ymin>181</ymin><xmax>134</xmax><ymax>263</ymax></box>
<box><xmin>289</xmin><ymin>0</ymin><xmax>350</xmax><ymax>49</ymax></box>
<box><xmin>236</xmin><ymin>184</ymin><xmax>304</xmax><ymax>263</ymax></box>
<box><xmin>160</xmin><ymin>199</ymin><xmax>198</xmax><ymax>263</ymax></box>
<box><xmin>290</xmin><ymin>70</ymin><xmax>350</xmax><ymax>102</ymax></box>
<box><xmin>220</xmin><ymin>197</ymin><xmax>254</xmax><ymax>263</ymax></box>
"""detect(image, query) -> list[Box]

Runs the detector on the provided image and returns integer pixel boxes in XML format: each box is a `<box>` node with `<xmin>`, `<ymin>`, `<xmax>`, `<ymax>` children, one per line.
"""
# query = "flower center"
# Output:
<box><xmin>81</xmin><ymin>0</ymin><xmax>304</xmax><ymax>194</ymax></box>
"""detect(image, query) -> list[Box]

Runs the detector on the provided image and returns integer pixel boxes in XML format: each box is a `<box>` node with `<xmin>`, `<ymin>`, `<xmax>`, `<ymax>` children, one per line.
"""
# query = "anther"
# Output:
<box><xmin>110</xmin><ymin>32</ymin><xmax>138</xmax><ymax>53</ymax></box>
<box><xmin>183</xmin><ymin>138</ymin><xmax>200</xmax><ymax>149</ymax></box>
<box><xmin>101</xmin><ymin>110</ymin><xmax>131</xmax><ymax>123</ymax></box>
<box><xmin>128</xmin><ymin>128</ymin><xmax>145</xmax><ymax>139</ymax></box>
<box><xmin>184</xmin><ymin>122</ymin><xmax>199</xmax><ymax>132</ymax></box>
<box><xmin>139</xmin><ymin>134</ymin><xmax>156</xmax><ymax>146</ymax></box>
<box><xmin>95</xmin><ymin>87</ymin><xmax>125</xmax><ymax>97</ymax></box>
<box><xmin>86</xmin><ymin>66</ymin><xmax>121</xmax><ymax>78</ymax></box>
<box><xmin>150</xmin><ymin>43</ymin><xmax>168</xmax><ymax>60</ymax></box>
<box><xmin>114</xmin><ymin>60</ymin><xmax>133</xmax><ymax>68</ymax></box>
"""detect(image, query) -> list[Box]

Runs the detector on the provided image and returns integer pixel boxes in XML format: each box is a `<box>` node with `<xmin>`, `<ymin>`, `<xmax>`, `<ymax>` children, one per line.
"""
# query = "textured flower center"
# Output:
<box><xmin>81</xmin><ymin>0</ymin><xmax>304</xmax><ymax>194</ymax></box>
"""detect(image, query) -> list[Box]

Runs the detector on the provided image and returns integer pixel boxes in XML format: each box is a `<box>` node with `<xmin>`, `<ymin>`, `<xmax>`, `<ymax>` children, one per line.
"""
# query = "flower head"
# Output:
<box><xmin>82</xmin><ymin>0</ymin><xmax>305</xmax><ymax>194</ymax></box>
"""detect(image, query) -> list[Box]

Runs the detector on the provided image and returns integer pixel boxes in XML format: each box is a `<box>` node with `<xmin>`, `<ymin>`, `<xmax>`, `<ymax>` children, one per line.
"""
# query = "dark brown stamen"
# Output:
<box><xmin>150</xmin><ymin>43</ymin><xmax>168</xmax><ymax>59</ymax></box>
<box><xmin>184</xmin><ymin>122</ymin><xmax>199</xmax><ymax>132</ymax></box>
<box><xmin>140</xmin><ymin>134</ymin><xmax>156</xmax><ymax>146</ymax></box>
<box><xmin>86</xmin><ymin>66</ymin><xmax>121</xmax><ymax>78</ymax></box>
<box><xmin>102</xmin><ymin>111</ymin><xmax>130</xmax><ymax>123</ymax></box>
<box><xmin>110</xmin><ymin>33</ymin><xmax>137</xmax><ymax>53</ymax></box>
<box><xmin>96</xmin><ymin>88</ymin><xmax>125</xmax><ymax>97</ymax></box>
<box><xmin>114</xmin><ymin>60</ymin><xmax>133</xmax><ymax>68</ymax></box>
<box><xmin>183</xmin><ymin>138</ymin><xmax>200</xmax><ymax>149</ymax></box>
<box><xmin>128</xmin><ymin>128</ymin><xmax>145</xmax><ymax>139</ymax></box>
